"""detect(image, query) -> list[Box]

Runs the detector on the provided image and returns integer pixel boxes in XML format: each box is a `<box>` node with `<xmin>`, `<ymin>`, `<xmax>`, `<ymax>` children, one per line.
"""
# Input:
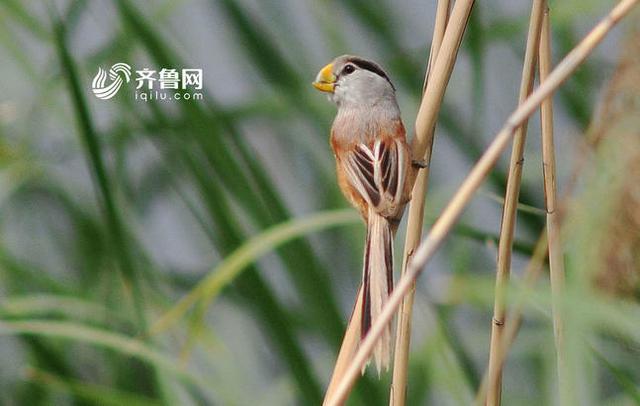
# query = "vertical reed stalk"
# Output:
<box><xmin>325</xmin><ymin>2</ymin><xmax>638</xmax><ymax>403</ymax></box>
<box><xmin>411</xmin><ymin>0</ymin><xmax>476</xmax><ymax>158</ymax></box>
<box><xmin>486</xmin><ymin>1</ymin><xmax>545</xmax><ymax>404</ymax></box>
<box><xmin>390</xmin><ymin>2</ymin><xmax>450</xmax><ymax>405</ymax></box>
<box><xmin>538</xmin><ymin>7</ymin><xmax>568</xmax><ymax>400</ymax></box>
<box><xmin>475</xmin><ymin>233</ymin><xmax>549</xmax><ymax>405</ymax></box>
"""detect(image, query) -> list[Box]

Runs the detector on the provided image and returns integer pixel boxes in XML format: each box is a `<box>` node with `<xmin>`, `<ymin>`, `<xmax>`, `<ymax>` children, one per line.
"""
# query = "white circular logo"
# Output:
<box><xmin>91</xmin><ymin>62</ymin><xmax>132</xmax><ymax>100</ymax></box>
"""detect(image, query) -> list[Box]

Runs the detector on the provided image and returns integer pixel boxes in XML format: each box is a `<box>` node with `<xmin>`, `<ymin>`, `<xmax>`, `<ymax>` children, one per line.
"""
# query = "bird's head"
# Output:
<box><xmin>312</xmin><ymin>55</ymin><xmax>396</xmax><ymax>108</ymax></box>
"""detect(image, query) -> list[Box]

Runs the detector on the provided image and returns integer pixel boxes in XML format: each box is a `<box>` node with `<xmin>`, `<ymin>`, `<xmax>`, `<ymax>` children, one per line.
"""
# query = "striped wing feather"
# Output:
<box><xmin>343</xmin><ymin>139</ymin><xmax>406</xmax><ymax>217</ymax></box>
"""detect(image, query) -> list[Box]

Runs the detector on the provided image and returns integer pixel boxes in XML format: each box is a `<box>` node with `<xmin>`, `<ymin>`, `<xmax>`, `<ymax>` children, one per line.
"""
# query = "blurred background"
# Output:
<box><xmin>1</xmin><ymin>0</ymin><xmax>639</xmax><ymax>405</ymax></box>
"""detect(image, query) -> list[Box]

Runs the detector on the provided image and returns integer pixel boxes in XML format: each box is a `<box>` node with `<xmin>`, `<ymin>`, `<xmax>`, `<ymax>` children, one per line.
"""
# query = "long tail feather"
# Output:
<box><xmin>361</xmin><ymin>209</ymin><xmax>394</xmax><ymax>374</ymax></box>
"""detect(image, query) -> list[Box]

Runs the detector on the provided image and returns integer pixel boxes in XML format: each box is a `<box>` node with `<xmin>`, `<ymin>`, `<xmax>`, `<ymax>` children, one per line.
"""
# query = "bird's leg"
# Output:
<box><xmin>412</xmin><ymin>159</ymin><xmax>428</xmax><ymax>169</ymax></box>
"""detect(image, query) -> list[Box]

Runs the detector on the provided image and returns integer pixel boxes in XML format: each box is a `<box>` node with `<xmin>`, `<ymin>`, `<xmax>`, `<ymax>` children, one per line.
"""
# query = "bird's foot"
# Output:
<box><xmin>412</xmin><ymin>159</ymin><xmax>428</xmax><ymax>169</ymax></box>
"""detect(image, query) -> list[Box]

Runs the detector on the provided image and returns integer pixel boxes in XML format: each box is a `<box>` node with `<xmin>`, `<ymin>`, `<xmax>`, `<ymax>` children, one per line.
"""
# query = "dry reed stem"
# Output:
<box><xmin>411</xmin><ymin>0</ymin><xmax>475</xmax><ymax>158</ymax></box>
<box><xmin>421</xmin><ymin>0</ymin><xmax>452</xmax><ymax>94</ymax></box>
<box><xmin>475</xmin><ymin>233</ymin><xmax>549</xmax><ymax>405</ymax></box>
<box><xmin>390</xmin><ymin>1</ymin><xmax>451</xmax><ymax>405</ymax></box>
<box><xmin>486</xmin><ymin>1</ymin><xmax>545</xmax><ymax>404</ymax></box>
<box><xmin>538</xmin><ymin>6</ymin><xmax>568</xmax><ymax>398</ymax></box>
<box><xmin>323</xmin><ymin>288</ymin><xmax>363</xmax><ymax>404</ymax></box>
<box><xmin>325</xmin><ymin>1</ymin><xmax>639</xmax><ymax>404</ymax></box>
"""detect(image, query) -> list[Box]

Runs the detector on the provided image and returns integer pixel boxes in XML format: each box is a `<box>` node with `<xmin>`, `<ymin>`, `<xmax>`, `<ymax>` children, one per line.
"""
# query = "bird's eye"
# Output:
<box><xmin>342</xmin><ymin>64</ymin><xmax>356</xmax><ymax>75</ymax></box>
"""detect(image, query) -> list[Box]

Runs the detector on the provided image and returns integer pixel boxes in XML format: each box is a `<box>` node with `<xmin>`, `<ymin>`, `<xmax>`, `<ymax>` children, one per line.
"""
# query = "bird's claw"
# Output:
<box><xmin>412</xmin><ymin>159</ymin><xmax>428</xmax><ymax>169</ymax></box>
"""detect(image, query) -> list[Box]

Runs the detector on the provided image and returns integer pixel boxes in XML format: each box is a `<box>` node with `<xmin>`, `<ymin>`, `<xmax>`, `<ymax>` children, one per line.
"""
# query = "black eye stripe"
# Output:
<box><xmin>345</xmin><ymin>57</ymin><xmax>395</xmax><ymax>90</ymax></box>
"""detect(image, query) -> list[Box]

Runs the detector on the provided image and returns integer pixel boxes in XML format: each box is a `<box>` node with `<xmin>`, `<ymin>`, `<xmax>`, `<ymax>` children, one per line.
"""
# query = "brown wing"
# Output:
<box><xmin>342</xmin><ymin>138</ymin><xmax>408</xmax><ymax>219</ymax></box>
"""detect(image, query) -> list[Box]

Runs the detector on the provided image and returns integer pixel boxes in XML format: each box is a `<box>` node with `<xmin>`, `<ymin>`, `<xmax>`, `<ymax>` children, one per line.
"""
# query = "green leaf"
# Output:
<box><xmin>0</xmin><ymin>320</ymin><xmax>215</xmax><ymax>401</ymax></box>
<box><xmin>25</xmin><ymin>366</ymin><xmax>162</xmax><ymax>406</ymax></box>
<box><xmin>150</xmin><ymin>209</ymin><xmax>359</xmax><ymax>335</ymax></box>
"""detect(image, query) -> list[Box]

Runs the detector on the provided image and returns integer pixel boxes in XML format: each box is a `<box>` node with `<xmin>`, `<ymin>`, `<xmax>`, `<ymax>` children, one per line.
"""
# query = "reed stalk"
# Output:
<box><xmin>411</xmin><ymin>0</ymin><xmax>476</xmax><ymax>158</ymax></box>
<box><xmin>390</xmin><ymin>1</ymin><xmax>451</xmax><ymax>405</ymax></box>
<box><xmin>538</xmin><ymin>7</ymin><xmax>568</xmax><ymax>400</ymax></box>
<box><xmin>324</xmin><ymin>1</ymin><xmax>639</xmax><ymax>403</ymax></box>
<box><xmin>475</xmin><ymin>233</ymin><xmax>549</xmax><ymax>405</ymax></box>
<box><xmin>323</xmin><ymin>288</ymin><xmax>363</xmax><ymax>404</ymax></box>
<box><xmin>486</xmin><ymin>1</ymin><xmax>545</xmax><ymax>403</ymax></box>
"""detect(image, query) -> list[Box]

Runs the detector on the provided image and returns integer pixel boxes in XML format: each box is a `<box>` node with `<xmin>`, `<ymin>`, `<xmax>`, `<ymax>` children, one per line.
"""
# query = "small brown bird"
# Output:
<box><xmin>313</xmin><ymin>55</ymin><xmax>413</xmax><ymax>373</ymax></box>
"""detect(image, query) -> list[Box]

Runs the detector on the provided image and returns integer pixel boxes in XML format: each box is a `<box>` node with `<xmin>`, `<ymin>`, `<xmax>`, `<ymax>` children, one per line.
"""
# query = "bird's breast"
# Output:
<box><xmin>331</xmin><ymin>107</ymin><xmax>403</xmax><ymax>146</ymax></box>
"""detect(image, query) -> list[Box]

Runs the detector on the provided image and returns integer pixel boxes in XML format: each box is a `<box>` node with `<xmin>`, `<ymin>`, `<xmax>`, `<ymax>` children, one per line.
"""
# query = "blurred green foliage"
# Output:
<box><xmin>0</xmin><ymin>1</ymin><xmax>638</xmax><ymax>405</ymax></box>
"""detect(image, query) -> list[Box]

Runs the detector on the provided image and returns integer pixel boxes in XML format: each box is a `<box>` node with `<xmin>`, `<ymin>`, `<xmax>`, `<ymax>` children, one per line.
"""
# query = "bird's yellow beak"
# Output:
<box><xmin>312</xmin><ymin>63</ymin><xmax>336</xmax><ymax>93</ymax></box>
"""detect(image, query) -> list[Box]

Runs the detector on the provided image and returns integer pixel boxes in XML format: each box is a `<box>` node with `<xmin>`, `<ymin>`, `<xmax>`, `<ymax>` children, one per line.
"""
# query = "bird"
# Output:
<box><xmin>312</xmin><ymin>55</ymin><xmax>414</xmax><ymax>373</ymax></box>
